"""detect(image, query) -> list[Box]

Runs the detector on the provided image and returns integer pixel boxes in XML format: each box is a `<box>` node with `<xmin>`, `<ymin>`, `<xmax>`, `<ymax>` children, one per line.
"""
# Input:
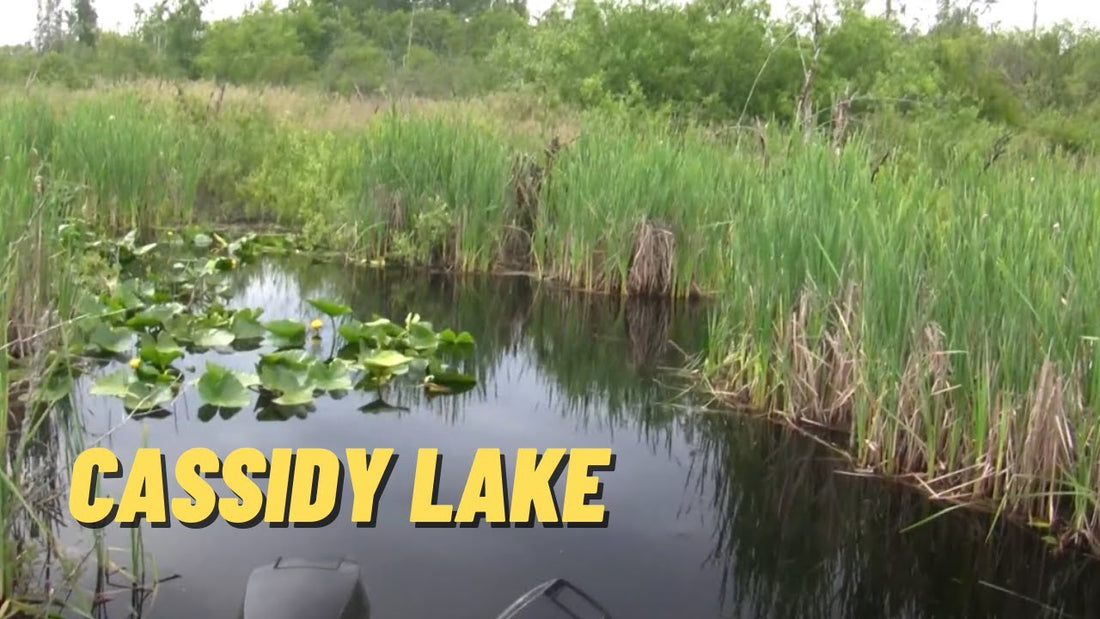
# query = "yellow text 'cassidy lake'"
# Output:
<box><xmin>68</xmin><ymin>447</ymin><xmax>616</xmax><ymax>528</ymax></box>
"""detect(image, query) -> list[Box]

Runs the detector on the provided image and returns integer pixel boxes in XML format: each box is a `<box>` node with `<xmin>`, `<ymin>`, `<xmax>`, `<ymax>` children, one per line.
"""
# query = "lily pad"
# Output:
<box><xmin>428</xmin><ymin>365</ymin><xmax>477</xmax><ymax>388</ymax></box>
<box><xmin>259</xmin><ymin>364</ymin><xmax>307</xmax><ymax>394</ymax></box>
<box><xmin>338</xmin><ymin>319</ymin><xmax>367</xmax><ymax>343</ymax></box>
<box><xmin>360</xmin><ymin>350</ymin><xmax>413</xmax><ymax>370</ymax></box>
<box><xmin>123</xmin><ymin>381</ymin><xmax>175</xmax><ymax>412</ymax></box>
<box><xmin>193</xmin><ymin>328</ymin><xmax>236</xmax><ymax>348</ymax></box>
<box><xmin>134</xmin><ymin>362</ymin><xmax>180</xmax><ymax>385</ymax></box>
<box><xmin>406</xmin><ymin>323</ymin><xmax>439</xmax><ymax>351</ymax></box>
<box><xmin>259</xmin><ymin>349</ymin><xmax>314</xmax><ymax>368</ymax></box>
<box><xmin>88</xmin><ymin>323</ymin><xmax>132</xmax><ymax>354</ymax></box>
<box><xmin>212</xmin><ymin>257</ymin><xmax>236</xmax><ymax>271</ymax></box>
<box><xmin>308</xmin><ymin>359</ymin><xmax>354</xmax><ymax>391</ymax></box>
<box><xmin>306</xmin><ymin>298</ymin><xmax>352</xmax><ymax>318</ymax></box>
<box><xmin>230</xmin><ymin>308</ymin><xmax>266</xmax><ymax>340</ymax></box>
<box><xmin>125</xmin><ymin>303</ymin><xmax>185</xmax><ymax>329</ymax></box>
<box><xmin>273</xmin><ymin>388</ymin><xmax>316</xmax><ymax>406</ymax></box>
<box><xmin>138</xmin><ymin>331</ymin><xmax>184</xmax><ymax>369</ymax></box>
<box><xmin>439</xmin><ymin>329</ymin><xmax>476</xmax><ymax>346</ymax></box>
<box><xmin>89</xmin><ymin>368</ymin><xmax>135</xmax><ymax>398</ymax></box>
<box><xmin>104</xmin><ymin>280</ymin><xmax>149</xmax><ymax>312</ymax></box>
<box><xmin>197</xmin><ymin>362</ymin><xmax>253</xmax><ymax>408</ymax></box>
<box><xmin>257</xmin><ymin>351</ymin><xmax>317</xmax><ymax>397</ymax></box>
<box><xmin>263</xmin><ymin>319</ymin><xmax>306</xmax><ymax>348</ymax></box>
<box><xmin>264</xmin><ymin>319</ymin><xmax>306</xmax><ymax>338</ymax></box>
<box><xmin>234</xmin><ymin>370</ymin><xmax>261</xmax><ymax>388</ymax></box>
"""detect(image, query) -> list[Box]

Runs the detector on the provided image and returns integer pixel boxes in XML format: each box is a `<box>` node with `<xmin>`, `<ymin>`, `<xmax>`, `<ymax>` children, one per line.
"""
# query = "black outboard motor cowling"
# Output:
<box><xmin>240</xmin><ymin>557</ymin><xmax>369</xmax><ymax>619</ymax></box>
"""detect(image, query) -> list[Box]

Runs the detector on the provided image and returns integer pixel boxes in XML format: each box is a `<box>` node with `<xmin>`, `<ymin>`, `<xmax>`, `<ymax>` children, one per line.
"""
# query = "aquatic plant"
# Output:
<box><xmin>54</xmin><ymin>228</ymin><xmax>480</xmax><ymax>419</ymax></box>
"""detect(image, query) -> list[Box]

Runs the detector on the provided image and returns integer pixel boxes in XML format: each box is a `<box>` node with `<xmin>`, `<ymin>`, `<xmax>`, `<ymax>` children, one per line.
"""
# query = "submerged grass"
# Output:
<box><xmin>3</xmin><ymin>78</ymin><xmax>1100</xmax><ymax>601</ymax></box>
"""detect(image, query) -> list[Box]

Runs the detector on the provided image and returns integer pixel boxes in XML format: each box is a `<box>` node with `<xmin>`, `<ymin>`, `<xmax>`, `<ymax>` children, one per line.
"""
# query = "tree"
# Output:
<box><xmin>69</xmin><ymin>0</ymin><xmax>99</xmax><ymax>48</ymax></box>
<box><xmin>194</xmin><ymin>1</ymin><xmax>314</xmax><ymax>85</ymax></box>
<box><xmin>35</xmin><ymin>0</ymin><xmax>66</xmax><ymax>51</ymax></box>
<box><xmin>137</xmin><ymin>0</ymin><xmax>208</xmax><ymax>77</ymax></box>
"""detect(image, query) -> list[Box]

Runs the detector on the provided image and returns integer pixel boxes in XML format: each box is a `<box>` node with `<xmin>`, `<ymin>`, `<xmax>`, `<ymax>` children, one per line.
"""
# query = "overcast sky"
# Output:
<box><xmin>2</xmin><ymin>0</ymin><xmax>1098</xmax><ymax>46</ymax></box>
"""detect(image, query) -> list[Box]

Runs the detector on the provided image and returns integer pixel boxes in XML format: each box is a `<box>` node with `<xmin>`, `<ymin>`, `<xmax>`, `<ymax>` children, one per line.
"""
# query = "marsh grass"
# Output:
<box><xmin>698</xmin><ymin>133</ymin><xmax>1100</xmax><ymax>554</ymax></box>
<box><xmin>0</xmin><ymin>118</ymin><xmax>91</xmax><ymax>614</ymax></box>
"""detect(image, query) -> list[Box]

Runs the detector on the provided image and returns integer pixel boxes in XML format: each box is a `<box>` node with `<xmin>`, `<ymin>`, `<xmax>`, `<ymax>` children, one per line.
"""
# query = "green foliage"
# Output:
<box><xmin>69</xmin><ymin>0</ymin><xmax>99</xmax><ymax>49</ymax></box>
<box><xmin>136</xmin><ymin>0</ymin><xmax>209</xmax><ymax>78</ymax></box>
<box><xmin>195</xmin><ymin>1</ymin><xmax>314</xmax><ymax>85</ymax></box>
<box><xmin>7</xmin><ymin>0</ymin><xmax>1098</xmax><ymax>150</ymax></box>
<box><xmin>321</xmin><ymin>31</ymin><xmax>387</xmax><ymax>94</ymax></box>
<box><xmin>197</xmin><ymin>362</ymin><xmax>254</xmax><ymax>408</ymax></box>
<box><xmin>49</xmin><ymin>226</ymin><xmax>479</xmax><ymax>416</ymax></box>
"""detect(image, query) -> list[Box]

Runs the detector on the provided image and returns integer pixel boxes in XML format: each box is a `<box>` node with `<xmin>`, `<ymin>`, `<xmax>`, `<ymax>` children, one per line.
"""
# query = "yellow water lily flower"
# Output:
<box><xmin>310</xmin><ymin>318</ymin><xmax>324</xmax><ymax>330</ymax></box>
<box><xmin>128</xmin><ymin>358</ymin><xmax>141</xmax><ymax>370</ymax></box>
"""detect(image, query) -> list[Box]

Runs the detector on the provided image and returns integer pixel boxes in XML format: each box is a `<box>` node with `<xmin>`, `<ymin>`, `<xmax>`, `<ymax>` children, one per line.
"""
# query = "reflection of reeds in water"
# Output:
<box><xmin>78</xmin><ymin>499</ymin><xmax>178</xmax><ymax>619</ymax></box>
<box><xmin>225</xmin><ymin>258</ymin><xmax>707</xmax><ymax>430</ymax></box>
<box><xmin>624</xmin><ymin>297</ymin><xmax>672</xmax><ymax>370</ymax></box>
<box><xmin>230</xmin><ymin>258</ymin><xmax>534</xmax><ymax>384</ymax></box>
<box><xmin>2</xmin><ymin>398</ymin><xmax>161</xmax><ymax>619</ymax></box>
<box><xmin>3</xmin><ymin>374</ymin><xmax>98</xmax><ymax>614</ymax></box>
<box><xmin>684</xmin><ymin>412</ymin><xmax>1100</xmax><ymax>619</ymax></box>
<box><xmin>60</xmin><ymin>414</ymin><xmax>174</xmax><ymax>619</ymax></box>
<box><xmin>4</xmin><ymin>414</ymin><xmax>67</xmax><ymax>608</ymax></box>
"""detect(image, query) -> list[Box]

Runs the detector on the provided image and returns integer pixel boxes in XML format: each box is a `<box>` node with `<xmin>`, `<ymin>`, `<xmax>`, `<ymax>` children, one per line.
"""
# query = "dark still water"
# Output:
<box><xmin>64</xmin><ymin>259</ymin><xmax>1100</xmax><ymax>619</ymax></box>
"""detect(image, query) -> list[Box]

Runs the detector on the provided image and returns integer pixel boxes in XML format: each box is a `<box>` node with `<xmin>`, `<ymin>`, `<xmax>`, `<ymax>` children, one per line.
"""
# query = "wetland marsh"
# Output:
<box><xmin>58</xmin><ymin>259</ymin><xmax>1100</xmax><ymax>618</ymax></box>
<box><xmin>4</xmin><ymin>83</ymin><xmax>1100</xmax><ymax>617</ymax></box>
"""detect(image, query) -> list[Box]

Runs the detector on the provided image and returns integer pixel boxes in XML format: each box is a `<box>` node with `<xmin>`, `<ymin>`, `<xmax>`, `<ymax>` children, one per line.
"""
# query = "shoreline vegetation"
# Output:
<box><xmin>6</xmin><ymin>0</ymin><xmax>1100</xmax><ymax>614</ymax></box>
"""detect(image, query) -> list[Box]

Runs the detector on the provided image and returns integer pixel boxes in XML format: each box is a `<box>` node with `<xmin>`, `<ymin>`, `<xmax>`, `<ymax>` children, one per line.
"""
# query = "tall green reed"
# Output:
<box><xmin>702</xmin><ymin>123</ymin><xmax>1100</xmax><ymax>549</ymax></box>
<box><xmin>0</xmin><ymin>104</ymin><xmax>85</xmax><ymax>613</ymax></box>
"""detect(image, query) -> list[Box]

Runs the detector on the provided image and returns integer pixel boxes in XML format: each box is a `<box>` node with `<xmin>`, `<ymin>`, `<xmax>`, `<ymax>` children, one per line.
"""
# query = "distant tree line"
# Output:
<box><xmin>5</xmin><ymin>0</ymin><xmax>1100</xmax><ymax>151</ymax></box>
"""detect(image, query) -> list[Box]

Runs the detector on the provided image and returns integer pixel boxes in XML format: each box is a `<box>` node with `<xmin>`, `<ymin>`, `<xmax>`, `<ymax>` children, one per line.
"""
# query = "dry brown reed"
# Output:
<box><xmin>498</xmin><ymin>152</ymin><xmax>542</xmax><ymax>270</ymax></box>
<box><xmin>49</xmin><ymin>79</ymin><xmax>581</xmax><ymax>142</ymax></box>
<box><xmin>626</xmin><ymin>219</ymin><xmax>675</xmax><ymax>297</ymax></box>
<box><xmin>707</xmin><ymin>281</ymin><xmax>1100</xmax><ymax>555</ymax></box>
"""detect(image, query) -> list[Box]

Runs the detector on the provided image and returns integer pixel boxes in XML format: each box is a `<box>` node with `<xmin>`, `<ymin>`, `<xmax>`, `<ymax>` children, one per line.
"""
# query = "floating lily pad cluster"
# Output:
<box><xmin>41</xmin><ymin>224</ymin><xmax>478</xmax><ymax>419</ymax></box>
<box><xmin>192</xmin><ymin>309</ymin><xmax>478</xmax><ymax>413</ymax></box>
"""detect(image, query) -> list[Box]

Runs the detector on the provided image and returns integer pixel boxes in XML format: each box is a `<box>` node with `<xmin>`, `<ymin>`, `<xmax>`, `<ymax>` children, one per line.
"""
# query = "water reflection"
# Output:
<box><xmin>685</xmin><ymin>412</ymin><xmax>1100</xmax><ymax>618</ymax></box>
<box><xmin>57</xmin><ymin>258</ymin><xmax>1100</xmax><ymax>619</ymax></box>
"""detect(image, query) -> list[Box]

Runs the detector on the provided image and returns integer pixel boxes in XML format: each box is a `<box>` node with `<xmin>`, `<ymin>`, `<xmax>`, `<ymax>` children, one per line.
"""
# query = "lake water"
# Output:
<box><xmin>62</xmin><ymin>258</ymin><xmax>1100</xmax><ymax>618</ymax></box>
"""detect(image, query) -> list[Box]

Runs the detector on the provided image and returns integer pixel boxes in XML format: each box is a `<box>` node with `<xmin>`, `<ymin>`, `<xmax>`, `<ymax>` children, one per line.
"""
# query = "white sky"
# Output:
<box><xmin>1</xmin><ymin>0</ymin><xmax>1097</xmax><ymax>46</ymax></box>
